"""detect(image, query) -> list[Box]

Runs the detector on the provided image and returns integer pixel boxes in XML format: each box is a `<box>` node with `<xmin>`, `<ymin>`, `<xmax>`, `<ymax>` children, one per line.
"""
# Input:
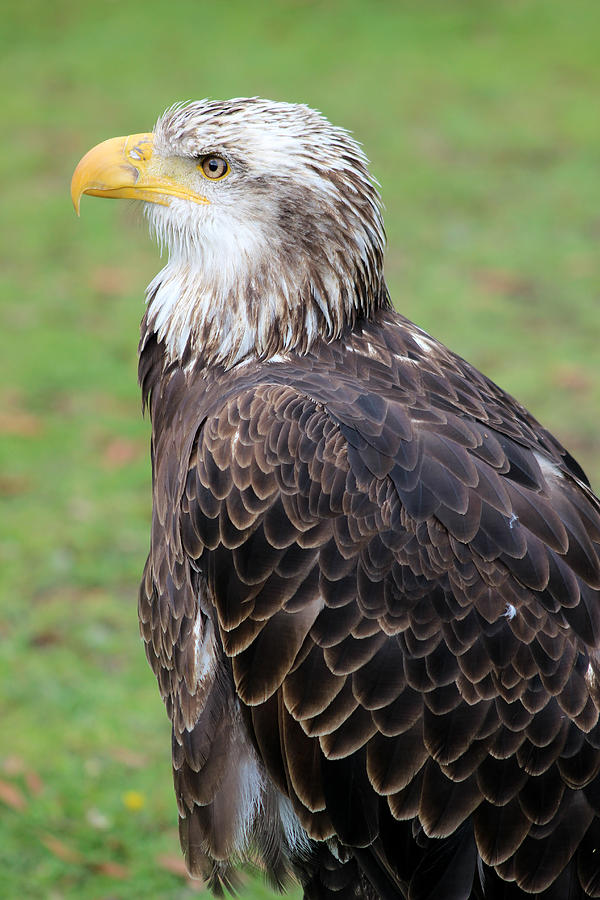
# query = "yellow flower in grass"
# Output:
<box><xmin>122</xmin><ymin>790</ymin><xmax>145</xmax><ymax>812</ymax></box>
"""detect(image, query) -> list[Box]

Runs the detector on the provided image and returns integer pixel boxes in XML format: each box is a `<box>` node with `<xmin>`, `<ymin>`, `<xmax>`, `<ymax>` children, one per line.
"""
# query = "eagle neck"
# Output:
<box><xmin>141</xmin><ymin>257</ymin><xmax>391</xmax><ymax>372</ymax></box>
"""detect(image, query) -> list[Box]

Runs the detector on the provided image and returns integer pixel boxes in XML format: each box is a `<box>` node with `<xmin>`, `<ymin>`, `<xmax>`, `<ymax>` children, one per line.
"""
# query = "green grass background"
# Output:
<box><xmin>1</xmin><ymin>1</ymin><xmax>599</xmax><ymax>897</ymax></box>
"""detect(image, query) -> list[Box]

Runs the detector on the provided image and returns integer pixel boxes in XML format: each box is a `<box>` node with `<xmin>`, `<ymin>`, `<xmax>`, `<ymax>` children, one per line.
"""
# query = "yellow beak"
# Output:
<box><xmin>71</xmin><ymin>132</ymin><xmax>209</xmax><ymax>215</ymax></box>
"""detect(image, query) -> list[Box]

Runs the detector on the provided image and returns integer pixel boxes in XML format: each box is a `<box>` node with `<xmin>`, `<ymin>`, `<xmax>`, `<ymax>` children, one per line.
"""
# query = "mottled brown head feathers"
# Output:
<box><xmin>142</xmin><ymin>98</ymin><xmax>388</xmax><ymax>367</ymax></box>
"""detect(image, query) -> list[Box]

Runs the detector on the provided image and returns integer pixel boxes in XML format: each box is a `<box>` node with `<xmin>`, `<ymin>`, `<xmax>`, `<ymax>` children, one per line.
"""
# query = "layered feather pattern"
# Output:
<box><xmin>139</xmin><ymin>307</ymin><xmax>600</xmax><ymax>898</ymax></box>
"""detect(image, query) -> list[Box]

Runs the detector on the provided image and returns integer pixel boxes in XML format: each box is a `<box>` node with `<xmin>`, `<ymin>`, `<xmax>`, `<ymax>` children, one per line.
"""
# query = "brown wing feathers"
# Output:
<box><xmin>140</xmin><ymin>314</ymin><xmax>600</xmax><ymax>898</ymax></box>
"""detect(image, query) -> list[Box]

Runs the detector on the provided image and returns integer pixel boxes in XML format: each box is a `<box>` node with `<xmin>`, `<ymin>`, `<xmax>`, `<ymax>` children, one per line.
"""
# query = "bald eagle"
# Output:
<box><xmin>72</xmin><ymin>99</ymin><xmax>600</xmax><ymax>899</ymax></box>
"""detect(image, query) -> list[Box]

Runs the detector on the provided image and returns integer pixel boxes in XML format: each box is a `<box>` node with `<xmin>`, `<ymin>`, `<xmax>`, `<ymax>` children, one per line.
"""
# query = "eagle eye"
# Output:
<box><xmin>198</xmin><ymin>155</ymin><xmax>229</xmax><ymax>180</ymax></box>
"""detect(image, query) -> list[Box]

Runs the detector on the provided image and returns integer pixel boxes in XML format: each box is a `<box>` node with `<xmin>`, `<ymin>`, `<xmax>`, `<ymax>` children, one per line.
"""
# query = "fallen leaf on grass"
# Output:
<box><xmin>101</xmin><ymin>437</ymin><xmax>144</xmax><ymax>469</ymax></box>
<box><xmin>92</xmin><ymin>861</ymin><xmax>130</xmax><ymax>879</ymax></box>
<box><xmin>0</xmin><ymin>474</ymin><xmax>30</xmax><ymax>496</ymax></box>
<box><xmin>41</xmin><ymin>834</ymin><xmax>128</xmax><ymax>878</ymax></box>
<box><xmin>40</xmin><ymin>833</ymin><xmax>83</xmax><ymax>864</ymax></box>
<box><xmin>0</xmin><ymin>409</ymin><xmax>43</xmax><ymax>437</ymax></box>
<box><xmin>0</xmin><ymin>779</ymin><xmax>27</xmax><ymax>811</ymax></box>
<box><xmin>25</xmin><ymin>769</ymin><xmax>44</xmax><ymax>795</ymax></box>
<box><xmin>473</xmin><ymin>268</ymin><xmax>536</xmax><ymax>298</ymax></box>
<box><xmin>109</xmin><ymin>746</ymin><xmax>148</xmax><ymax>769</ymax></box>
<box><xmin>551</xmin><ymin>363</ymin><xmax>593</xmax><ymax>394</ymax></box>
<box><xmin>30</xmin><ymin>628</ymin><xmax>63</xmax><ymax>648</ymax></box>
<box><xmin>91</xmin><ymin>265</ymin><xmax>135</xmax><ymax>298</ymax></box>
<box><xmin>157</xmin><ymin>855</ymin><xmax>206</xmax><ymax>892</ymax></box>
<box><xmin>157</xmin><ymin>854</ymin><xmax>189</xmax><ymax>877</ymax></box>
<box><xmin>2</xmin><ymin>756</ymin><xmax>25</xmax><ymax>776</ymax></box>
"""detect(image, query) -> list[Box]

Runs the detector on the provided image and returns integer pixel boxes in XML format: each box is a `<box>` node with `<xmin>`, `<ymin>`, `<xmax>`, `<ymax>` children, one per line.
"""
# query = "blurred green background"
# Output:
<box><xmin>1</xmin><ymin>0</ymin><xmax>598</xmax><ymax>897</ymax></box>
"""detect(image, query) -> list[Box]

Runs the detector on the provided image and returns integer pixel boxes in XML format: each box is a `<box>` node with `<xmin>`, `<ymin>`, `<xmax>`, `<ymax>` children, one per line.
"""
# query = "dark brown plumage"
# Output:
<box><xmin>72</xmin><ymin>98</ymin><xmax>600</xmax><ymax>899</ymax></box>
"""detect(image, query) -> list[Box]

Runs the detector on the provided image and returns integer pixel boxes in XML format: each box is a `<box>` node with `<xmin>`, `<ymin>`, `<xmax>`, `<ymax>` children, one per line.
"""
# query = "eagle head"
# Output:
<box><xmin>72</xmin><ymin>98</ymin><xmax>387</xmax><ymax>367</ymax></box>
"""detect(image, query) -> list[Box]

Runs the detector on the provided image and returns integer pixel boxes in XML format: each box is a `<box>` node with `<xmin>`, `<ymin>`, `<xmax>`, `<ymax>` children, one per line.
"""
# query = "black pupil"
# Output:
<box><xmin>201</xmin><ymin>155</ymin><xmax>226</xmax><ymax>178</ymax></box>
